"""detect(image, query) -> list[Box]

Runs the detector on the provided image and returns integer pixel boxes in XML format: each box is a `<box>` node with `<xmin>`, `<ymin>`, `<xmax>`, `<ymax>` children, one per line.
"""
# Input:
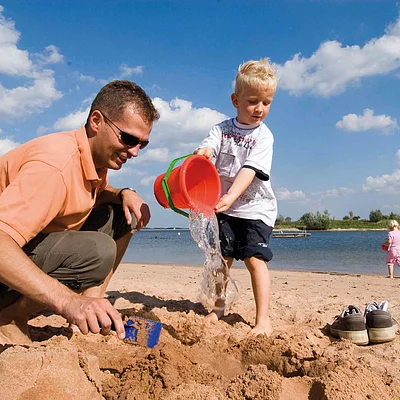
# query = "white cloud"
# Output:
<box><xmin>276</xmin><ymin>187</ymin><xmax>307</xmax><ymax>201</ymax></box>
<box><xmin>137</xmin><ymin>147</ymin><xmax>171</xmax><ymax>163</ymax></box>
<box><xmin>140</xmin><ymin>175</ymin><xmax>157</xmax><ymax>186</ymax></box>
<box><xmin>363</xmin><ymin>169</ymin><xmax>400</xmax><ymax>193</ymax></box>
<box><xmin>0</xmin><ymin>137</ymin><xmax>19</xmax><ymax>156</ymax></box>
<box><xmin>107</xmin><ymin>166</ymin><xmax>134</xmax><ymax>179</ymax></box>
<box><xmin>151</xmin><ymin>97</ymin><xmax>227</xmax><ymax>149</ymax></box>
<box><xmin>0</xmin><ymin>7</ymin><xmax>62</xmax><ymax>119</ymax></box>
<box><xmin>119</xmin><ymin>63</ymin><xmax>143</xmax><ymax>78</ymax></box>
<box><xmin>336</xmin><ymin>108</ymin><xmax>398</xmax><ymax>134</ymax></box>
<box><xmin>313</xmin><ymin>187</ymin><xmax>356</xmax><ymax>198</ymax></box>
<box><xmin>0</xmin><ymin>6</ymin><xmax>32</xmax><ymax>76</ymax></box>
<box><xmin>77</xmin><ymin>72</ymin><xmax>96</xmax><ymax>83</ymax></box>
<box><xmin>53</xmin><ymin>107</ymin><xmax>89</xmax><ymax>131</ymax></box>
<box><xmin>35</xmin><ymin>45</ymin><xmax>64</xmax><ymax>64</ymax></box>
<box><xmin>276</xmin><ymin>16</ymin><xmax>400</xmax><ymax>97</ymax></box>
<box><xmin>0</xmin><ymin>74</ymin><xmax>62</xmax><ymax>119</ymax></box>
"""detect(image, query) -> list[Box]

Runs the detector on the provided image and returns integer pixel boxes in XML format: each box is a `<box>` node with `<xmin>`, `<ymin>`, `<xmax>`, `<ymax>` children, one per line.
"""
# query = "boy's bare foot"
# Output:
<box><xmin>0</xmin><ymin>321</ymin><xmax>32</xmax><ymax>345</ymax></box>
<box><xmin>387</xmin><ymin>275</ymin><xmax>394</xmax><ymax>279</ymax></box>
<box><xmin>204</xmin><ymin>298</ymin><xmax>226</xmax><ymax>323</ymax></box>
<box><xmin>248</xmin><ymin>318</ymin><xmax>272</xmax><ymax>337</ymax></box>
<box><xmin>204</xmin><ymin>307</ymin><xmax>225</xmax><ymax>323</ymax></box>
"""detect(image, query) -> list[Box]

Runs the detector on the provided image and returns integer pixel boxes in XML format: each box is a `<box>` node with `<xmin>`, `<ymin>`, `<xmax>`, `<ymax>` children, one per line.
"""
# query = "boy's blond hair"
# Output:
<box><xmin>235</xmin><ymin>58</ymin><xmax>277</xmax><ymax>95</ymax></box>
<box><xmin>388</xmin><ymin>219</ymin><xmax>399</xmax><ymax>230</ymax></box>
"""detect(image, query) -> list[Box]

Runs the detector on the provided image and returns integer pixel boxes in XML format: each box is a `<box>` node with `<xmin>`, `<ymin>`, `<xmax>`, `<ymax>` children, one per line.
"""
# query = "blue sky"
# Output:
<box><xmin>0</xmin><ymin>1</ymin><xmax>399</xmax><ymax>228</ymax></box>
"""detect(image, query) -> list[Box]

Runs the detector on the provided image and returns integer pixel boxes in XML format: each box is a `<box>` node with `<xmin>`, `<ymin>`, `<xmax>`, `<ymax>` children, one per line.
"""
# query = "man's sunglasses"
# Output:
<box><xmin>100</xmin><ymin>111</ymin><xmax>149</xmax><ymax>150</ymax></box>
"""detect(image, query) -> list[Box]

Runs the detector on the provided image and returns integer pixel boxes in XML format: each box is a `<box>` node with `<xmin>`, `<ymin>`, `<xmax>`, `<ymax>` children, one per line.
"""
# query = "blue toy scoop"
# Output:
<box><xmin>122</xmin><ymin>316</ymin><xmax>162</xmax><ymax>348</ymax></box>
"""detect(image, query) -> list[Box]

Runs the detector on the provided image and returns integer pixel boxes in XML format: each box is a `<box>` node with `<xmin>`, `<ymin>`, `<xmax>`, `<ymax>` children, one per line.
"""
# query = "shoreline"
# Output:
<box><xmin>118</xmin><ymin>261</ymin><xmax>390</xmax><ymax>278</ymax></box>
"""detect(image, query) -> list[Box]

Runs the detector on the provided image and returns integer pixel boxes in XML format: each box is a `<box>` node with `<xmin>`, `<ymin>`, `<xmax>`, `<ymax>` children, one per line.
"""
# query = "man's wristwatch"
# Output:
<box><xmin>119</xmin><ymin>187</ymin><xmax>136</xmax><ymax>202</ymax></box>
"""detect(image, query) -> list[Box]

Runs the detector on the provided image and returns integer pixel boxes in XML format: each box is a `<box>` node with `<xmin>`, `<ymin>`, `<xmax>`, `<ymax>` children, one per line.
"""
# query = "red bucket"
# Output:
<box><xmin>154</xmin><ymin>155</ymin><xmax>221</xmax><ymax>216</ymax></box>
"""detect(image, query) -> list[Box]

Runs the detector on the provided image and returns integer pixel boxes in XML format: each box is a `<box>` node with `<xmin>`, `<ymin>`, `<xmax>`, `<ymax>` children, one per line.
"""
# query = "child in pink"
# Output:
<box><xmin>383</xmin><ymin>220</ymin><xmax>400</xmax><ymax>279</ymax></box>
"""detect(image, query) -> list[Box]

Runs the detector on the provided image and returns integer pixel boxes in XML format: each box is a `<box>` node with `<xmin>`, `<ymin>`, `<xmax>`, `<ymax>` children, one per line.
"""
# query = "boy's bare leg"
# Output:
<box><xmin>244</xmin><ymin>256</ymin><xmax>272</xmax><ymax>337</ymax></box>
<box><xmin>0</xmin><ymin>296</ymin><xmax>44</xmax><ymax>345</ymax></box>
<box><xmin>388</xmin><ymin>264</ymin><xmax>394</xmax><ymax>279</ymax></box>
<box><xmin>204</xmin><ymin>256</ymin><xmax>233</xmax><ymax>322</ymax></box>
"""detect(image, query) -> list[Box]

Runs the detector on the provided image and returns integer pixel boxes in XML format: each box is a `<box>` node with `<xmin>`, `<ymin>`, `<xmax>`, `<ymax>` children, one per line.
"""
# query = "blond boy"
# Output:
<box><xmin>195</xmin><ymin>58</ymin><xmax>277</xmax><ymax>336</ymax></box>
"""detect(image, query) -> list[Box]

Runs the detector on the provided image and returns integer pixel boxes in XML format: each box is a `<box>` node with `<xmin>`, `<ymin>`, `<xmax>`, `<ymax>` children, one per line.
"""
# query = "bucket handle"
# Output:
<box><xmin>161</xmin><ymin>154</ymin><xmax>192</xmax><ymax>218</ymax></box>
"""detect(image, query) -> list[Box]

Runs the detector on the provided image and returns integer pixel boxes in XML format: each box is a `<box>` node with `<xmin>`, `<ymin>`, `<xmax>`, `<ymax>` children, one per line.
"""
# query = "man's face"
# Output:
<box><xmin>92</xmin><ymin>107</ymin><xmax>152</xmax><ymax>170</ymax></box>
<box><xmin>231</xmin><ymin>85</ymin><xmax>275</xmax><ymax>125</ymax></box>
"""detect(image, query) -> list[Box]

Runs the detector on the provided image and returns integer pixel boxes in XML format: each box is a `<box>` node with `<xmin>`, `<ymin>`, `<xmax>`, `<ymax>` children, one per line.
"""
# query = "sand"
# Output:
<box><xmin>1</xmin><ymin>262</ymin><xmax>400</xmax><ymax>400</ymax></box>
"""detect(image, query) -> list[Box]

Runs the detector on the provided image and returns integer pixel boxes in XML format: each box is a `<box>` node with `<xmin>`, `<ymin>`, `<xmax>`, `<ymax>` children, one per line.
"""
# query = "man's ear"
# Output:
<box><xmin>231</xmin><ymin>93</ymin><xmax>239</xmax><ymax>109</ymax></box>
<box><xmin>89</xmin><ymin>110</ymin><xmax>103</xmax><ymax>134</ymax></box>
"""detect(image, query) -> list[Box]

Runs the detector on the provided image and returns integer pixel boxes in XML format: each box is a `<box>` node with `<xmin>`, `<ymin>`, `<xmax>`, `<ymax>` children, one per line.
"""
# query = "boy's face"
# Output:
<box><xmin>231</xmin><ymin>85</ymin><xmax>275</xmax><ymax>125</ymax></box>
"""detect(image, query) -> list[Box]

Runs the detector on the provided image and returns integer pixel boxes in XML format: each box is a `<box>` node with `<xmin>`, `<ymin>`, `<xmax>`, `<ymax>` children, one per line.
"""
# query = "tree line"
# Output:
<box><xmin>275</xmin><ymin>209</ymin><xmax>399</xmax><ymax>230</ymax></box>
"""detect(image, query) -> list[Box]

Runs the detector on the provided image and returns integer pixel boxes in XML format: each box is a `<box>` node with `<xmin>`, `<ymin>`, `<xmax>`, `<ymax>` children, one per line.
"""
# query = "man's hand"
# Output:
<box><xmin>119</xmin><ymin>189</ymin><xmax>151</xmax><ymax>231</ymax></box>
<box><xmin>60</xmin><ymin>294</ymin><xmax>125</xmax><ymax>339</ymax></box>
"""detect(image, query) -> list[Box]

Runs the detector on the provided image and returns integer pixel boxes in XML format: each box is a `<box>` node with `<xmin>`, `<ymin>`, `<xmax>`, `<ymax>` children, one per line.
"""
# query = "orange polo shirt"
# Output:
<box><xmin>0</xmin><ymin>126</ymin><xmax>108</xmax><ymax>247</ymax></box>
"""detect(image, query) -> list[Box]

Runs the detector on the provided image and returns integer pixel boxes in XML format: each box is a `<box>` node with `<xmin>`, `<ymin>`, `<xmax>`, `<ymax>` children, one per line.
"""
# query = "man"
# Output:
<box><xmin>0</xmin><ymin>80</ymin><xmax>160</xmax><ymax>345</ymax></box>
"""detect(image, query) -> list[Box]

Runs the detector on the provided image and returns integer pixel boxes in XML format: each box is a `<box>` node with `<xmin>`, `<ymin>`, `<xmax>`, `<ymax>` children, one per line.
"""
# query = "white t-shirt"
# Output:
<box><xmin>198</xmin><ymin>118</ymin><xmax>277</xmax><ymax>227</ymax></box>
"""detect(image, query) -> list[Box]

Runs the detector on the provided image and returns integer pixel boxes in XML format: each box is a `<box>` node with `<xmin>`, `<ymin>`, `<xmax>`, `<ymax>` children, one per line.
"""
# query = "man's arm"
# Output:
<box><xmin>96</xmin><ymin>185</ymin><xmax>150</xmax><ymax>230</ymax></box>
<box><xmin>0</xmin><ymin>230</ymin><xmax>125</xmax><ymax>338</ymax></box>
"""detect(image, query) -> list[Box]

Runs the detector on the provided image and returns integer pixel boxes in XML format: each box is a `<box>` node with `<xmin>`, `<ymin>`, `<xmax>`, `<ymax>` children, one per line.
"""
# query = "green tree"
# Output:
<box><xmin>389</xmin><ymin>212</ymin><xmax>400</xmax><ymax>221</ymax></box>
<box><xmin>369</xmin><ymin>209</ymin><xmax>383</xmax><ymax>223</ymax></box>
<box><xmin>284</xmin><ymin>216</ymin><xmax>292</xmax><ymax>223</ymax></box>
<box><xmin>300</xmin><ymin>210</ymin><xmax>330</xmax><ymax>230</ymax></box>
<box><xmin>276</xmin><ymin>214</ymin><xmax>285</xmax><ymax>225</ymax></box>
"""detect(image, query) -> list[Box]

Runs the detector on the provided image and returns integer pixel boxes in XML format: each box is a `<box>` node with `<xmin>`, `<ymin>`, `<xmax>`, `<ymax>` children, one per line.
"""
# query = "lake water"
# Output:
<box><xmin>122</xmin><ymin>229</ymin><xmax>390</xmax><ymax>276</ymax></box>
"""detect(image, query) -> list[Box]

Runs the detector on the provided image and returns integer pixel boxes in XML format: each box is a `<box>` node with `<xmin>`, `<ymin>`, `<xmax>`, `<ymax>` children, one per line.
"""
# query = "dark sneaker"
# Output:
<box><xmin>330</xmin><ymin>305</ymin><xmax>369</xmax><ymax>345</ymax></box>
<box><xmin>365</xmin><ymin>301</ymin><xmax>398</xmax><ymax>344</ymax></box>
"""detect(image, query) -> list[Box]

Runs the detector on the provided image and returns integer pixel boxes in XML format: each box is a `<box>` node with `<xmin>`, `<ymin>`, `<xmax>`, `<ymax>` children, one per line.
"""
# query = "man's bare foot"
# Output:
<box><xmin>0</xmin><ymin>321</ymin><xmax>32</xmax><ymax>345</ymax></box>
<box><xmin>248</xmin><ymin>319</ymin><xmax>272</xmax><ymax>337</ymax></box>
<box><xmin>387</xmin><ymin>275</ymin><xmax>394</xmax><ymax>279</ymax></box>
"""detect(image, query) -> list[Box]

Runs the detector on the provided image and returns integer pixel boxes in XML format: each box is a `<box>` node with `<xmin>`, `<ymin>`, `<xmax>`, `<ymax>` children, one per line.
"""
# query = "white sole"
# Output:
<box><xmin>331</xmin><ymin>328</ymin><xmax>369</xmax><ymax>345</ymax></box>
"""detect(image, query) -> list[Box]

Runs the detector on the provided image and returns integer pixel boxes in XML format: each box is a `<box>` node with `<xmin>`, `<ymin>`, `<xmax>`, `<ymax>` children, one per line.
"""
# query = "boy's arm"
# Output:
<box><xmin>215</xmin><ymin>167</ymin><xmax>256</xmax><ymax>213</ymax></box>
<box><xmin>194</xmin><ymin>124</ymin><xmax>223</xmax><ymax>159</ymax></box>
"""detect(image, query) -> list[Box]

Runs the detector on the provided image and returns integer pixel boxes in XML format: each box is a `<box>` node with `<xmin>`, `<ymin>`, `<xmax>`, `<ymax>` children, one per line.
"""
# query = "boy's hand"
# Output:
<box><xmin>194</xmin><ymin>147</ymin><xmax>213</xmax><ymax>159</ymax></box>
<box><xmin>215</xmin><ymin>193</ymin><xmax>236</xmax><ymax>213</ymax></box>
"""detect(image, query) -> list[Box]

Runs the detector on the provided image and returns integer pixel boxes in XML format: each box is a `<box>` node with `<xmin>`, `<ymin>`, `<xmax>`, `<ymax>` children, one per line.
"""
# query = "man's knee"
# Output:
<box><xmin>36</xmin><ymin>231</ymin><xmax>118</xmax><ymax>291</ymax></box>
<box><xmin>78</xmin><ymin>233</ymin><xmax>117</xmax><ymax>287</ymax></box>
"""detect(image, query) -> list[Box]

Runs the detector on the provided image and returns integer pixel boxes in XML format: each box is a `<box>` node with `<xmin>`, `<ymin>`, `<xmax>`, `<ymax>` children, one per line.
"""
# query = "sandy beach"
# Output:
<box><xmin>1</xmin><ymin>262</ymin><xmax>400</xmax><ymax>399</ymax></box>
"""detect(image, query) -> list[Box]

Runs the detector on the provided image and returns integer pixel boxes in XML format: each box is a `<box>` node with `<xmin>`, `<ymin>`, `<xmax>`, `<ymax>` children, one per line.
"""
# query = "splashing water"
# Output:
<box><xmin>188</xmin><ymin>210</ymin><xmax>239</xmax><ymax>310</ymax></box>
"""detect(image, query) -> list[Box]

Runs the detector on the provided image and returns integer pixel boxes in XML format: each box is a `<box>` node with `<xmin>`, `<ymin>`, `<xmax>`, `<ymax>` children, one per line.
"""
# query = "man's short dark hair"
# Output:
<box><xmin>87</xmin><ymin>80</ymin><xmax>160</xmax><ymax>125</ymax></box>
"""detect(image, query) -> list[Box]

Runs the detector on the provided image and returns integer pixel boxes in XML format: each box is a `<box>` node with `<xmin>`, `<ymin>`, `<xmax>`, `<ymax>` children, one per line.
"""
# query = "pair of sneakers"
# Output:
<box><xmin>330</xmin><ymin>301</ymin><xmax>398</xmax><ymax>345</ymax></box>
